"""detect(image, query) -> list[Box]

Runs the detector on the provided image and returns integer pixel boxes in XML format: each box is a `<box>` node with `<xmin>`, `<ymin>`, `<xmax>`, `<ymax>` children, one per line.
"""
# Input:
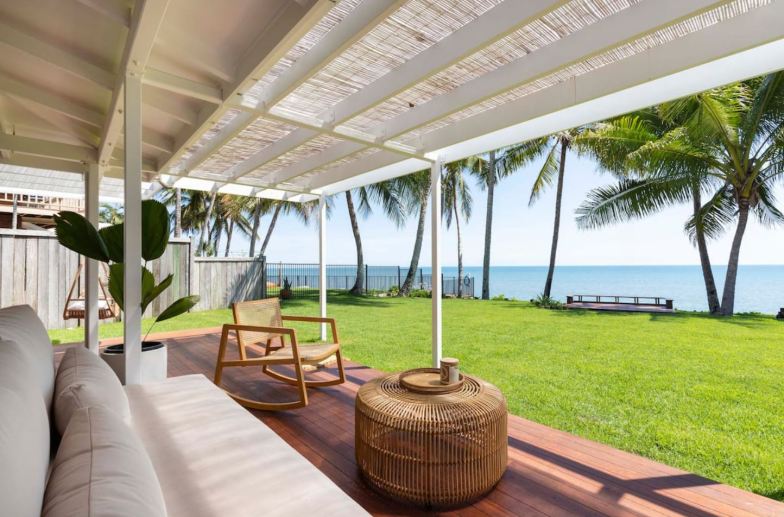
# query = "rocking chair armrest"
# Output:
<box><xmin>220</xmin><ymin>323</ymin><xmax>296</xmax><ymax>340</ymax></box>
<box><xmin>280</xmin><ymin>316</ymin><xmax>339</xmax><ymax>343</ymax></box>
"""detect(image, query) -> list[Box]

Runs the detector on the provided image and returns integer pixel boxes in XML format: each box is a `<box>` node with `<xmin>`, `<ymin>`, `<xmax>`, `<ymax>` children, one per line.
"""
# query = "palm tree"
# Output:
<box><xmin>394</xmin><ymin>170</ymin><xmax>431</xmax><ymax>296</ymax></box>
<box><xmin>442</xmin><ymin>161</ymin><xmax>472</xmax><ymax>298</ymax></box>
<box><xmin>576</xmin><ymin>113</ymin><xmax>722</xmax><ymax>314</ymax></box>
<box><xmin>247</xmin><ymin>198</ymin><xmax>273</xmax><ymax>257</ymax></box>
<box><xmin>345</xmin><ymin>183</ymin><xmax>404</xmax><ymax>295</ymax></box>
<box><xmin>99</xmin><ymin>203</ymin><xmax>123</xmax><ymax>225</ymax></box>
<box><xmin>502</xmin><ymin>127</ymin><xmax>588</xmax><ymax>299</ymax></box>
<box><xmin>578</xmin><ymin>72</ymin><xmax>784</xmax><ymax>315</ymax></box>
<box><xmin>218</xmin><ymin>195</ymin><xmax>252</xmax><ymax>257</ymax></box>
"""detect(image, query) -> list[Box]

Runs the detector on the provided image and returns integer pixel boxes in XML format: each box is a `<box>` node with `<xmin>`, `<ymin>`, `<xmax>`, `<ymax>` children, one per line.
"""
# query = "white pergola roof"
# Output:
<box><xmin>1</xmin><ymin>0</ymin><xmax>783</xmax><ymax>201</ymax></box>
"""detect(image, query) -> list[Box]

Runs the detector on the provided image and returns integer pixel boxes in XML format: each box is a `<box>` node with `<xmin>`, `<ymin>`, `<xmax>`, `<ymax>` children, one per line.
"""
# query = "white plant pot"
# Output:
<box><xmin>100</xmin><ymin>342</ymin><xmax>168</xmax><ymax>385</ymax></box>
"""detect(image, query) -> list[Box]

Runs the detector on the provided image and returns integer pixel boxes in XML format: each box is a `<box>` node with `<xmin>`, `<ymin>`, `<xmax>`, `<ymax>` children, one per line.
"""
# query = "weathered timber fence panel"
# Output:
<box><xmin>192</xmin><ymin>257</ymin><xmax>265</xmax><ymax>311</ymax></box>
<box><xmin>0</xmin><ymin>230</ymin><xmax>192</xmax><ymax>330</ymax></box>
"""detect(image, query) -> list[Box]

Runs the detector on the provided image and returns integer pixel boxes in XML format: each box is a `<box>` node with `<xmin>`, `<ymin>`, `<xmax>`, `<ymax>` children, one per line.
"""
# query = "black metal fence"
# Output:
<box><xmin>263</xmin><ymin>261</ymin><xmax>475</xmax><ymax>299</ymax></box>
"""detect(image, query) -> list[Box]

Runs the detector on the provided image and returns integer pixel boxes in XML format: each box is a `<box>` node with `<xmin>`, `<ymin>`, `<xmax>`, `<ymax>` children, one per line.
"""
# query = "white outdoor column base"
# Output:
<box><xmin>101</xmin><ymin>345</ymin><xmax>168</xmax><ymax>385</ymax></box>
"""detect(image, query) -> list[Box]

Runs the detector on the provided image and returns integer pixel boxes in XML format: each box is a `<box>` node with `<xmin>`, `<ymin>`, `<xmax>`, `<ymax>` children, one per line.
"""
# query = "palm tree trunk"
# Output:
<box><xmin>453</xmin><ymin>190</ymin><xmax>464</xmax><ymax>298</ymax></box>
<box><xmin>174</xmin><ymin>188</ymin><xmax>182</xmax><ymax>237</ymax></box>
<box><xmin>481</xmin><ymin>151</ymin><xmax>496</xmax><ymax>300</ymax></box>
<box><xmin>260</xmin><ymin>203</ymin><xmax>282</xmax><ymax>256</ymax></box>
<box><xmin>346</xmin><ymin>191</ymin><xmax>364</xmax><ymax>295</ymax></box>
<box><xmin>400</xmin><ymin>197</ymin><xmax>428</xmax><ymax>296</ymax></box>
<box><xmin>691</xmin><ymin>185</ymin><xmax>720</xmax><ymax>314</ymax></box>
<box><xmin>543</xmin><ymin>139</ymin><xmax>567</xmax><ymax>298</ymax></box>
<box><xmin>720</xmin><ymin>198</ymin><xmax>750</xmax><ymax>316</ymax></box>
<box><xmin>198</xmin><ymin>192</ymin><xmax>217</xmax><ymax>256</ymax></box>
<box><xmin>224</xmin><ymin>220</ymin><xmax>234</xmax><ymax>257</ymax></box>
<box><xmin>248</xmin><ymin>203</ymin><xmax>262</xmax><ymax>257</ymax></box>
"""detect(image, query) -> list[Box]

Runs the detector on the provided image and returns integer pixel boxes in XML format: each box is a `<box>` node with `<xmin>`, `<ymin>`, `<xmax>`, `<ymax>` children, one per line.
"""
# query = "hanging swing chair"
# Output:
<box><xmin>63</xmin><ymin>261</ymin><xmax>118</xmax><ymax>321</ymax></box>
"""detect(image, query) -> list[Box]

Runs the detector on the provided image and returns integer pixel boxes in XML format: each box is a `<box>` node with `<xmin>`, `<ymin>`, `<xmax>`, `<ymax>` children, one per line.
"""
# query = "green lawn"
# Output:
<box><xmin>48</xmin><ymin>294</ymin><xmax>784</xmax><ymax>500</ymax></box>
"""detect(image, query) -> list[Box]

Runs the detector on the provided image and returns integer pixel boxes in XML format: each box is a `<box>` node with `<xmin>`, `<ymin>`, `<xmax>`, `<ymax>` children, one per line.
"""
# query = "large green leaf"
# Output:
<box><xmin>142</xmin><ymin>274</ymin><xmax>173</xmax><ymax>313</ymax></box>
<box><xmin>98</xmin><ymin>223</ymin><xmax>124</xmax><ymax>263</ymax></box>
<box><xmin>108</xmin><ymin>264</ymin><xmax>124</xmax><ymax>312</ymax></box>
<box><xmin>141</xmin><ymin>199</ymin><xmax>170</xmax><ymax>261</ymax></box>
<box><xmin>155</xmin><ymin>295</ymin><xmax>200</xmax><ymax>323</ymax></box>
<box><xmin>108</xmin><ymin>264</ymin><xmax>156</xmax><ymax>313</ymax></box>
<box><xmin>53</xmin><ymin>212</ymin><xmax>109</xmax><ymax>262</ymax></box>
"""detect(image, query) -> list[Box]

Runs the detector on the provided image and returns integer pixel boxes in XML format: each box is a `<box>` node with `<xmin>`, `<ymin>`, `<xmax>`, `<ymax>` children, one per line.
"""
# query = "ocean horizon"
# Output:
<box><xmin>425</xmin><ymin>265</ymin><xmax>784</xmax><ymax>314</ymax></box>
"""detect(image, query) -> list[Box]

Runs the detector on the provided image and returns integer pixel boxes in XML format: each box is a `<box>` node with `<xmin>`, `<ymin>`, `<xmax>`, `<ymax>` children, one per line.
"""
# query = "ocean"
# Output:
<box><xmin>432</xmin><ymin>265</ymin><xmax>784</xmax><ymax>314</ymax></box>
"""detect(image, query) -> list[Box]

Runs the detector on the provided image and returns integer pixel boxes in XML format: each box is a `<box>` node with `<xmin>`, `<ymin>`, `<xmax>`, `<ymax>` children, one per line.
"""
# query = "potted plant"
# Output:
<box><xmin>279</xmin><ymin>277</ymin><xmax>293</xmax><ymax>300</ymax></box>
<box><xmin>54</xmin><ymin>199</ymin><xmax>199</xmax><ymax>383</ymax></box>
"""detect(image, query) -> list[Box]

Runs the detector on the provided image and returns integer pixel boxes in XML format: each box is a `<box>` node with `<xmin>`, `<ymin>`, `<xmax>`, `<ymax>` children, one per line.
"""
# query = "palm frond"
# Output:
<box><xmin>528</xmin><ymin>141</ymin><xmax>560</xmax><ymax>206</ymax></box>
<box><xmin>684</xmin><ymin>186</ymin><xmax>735</xmax><ymax>241</ymax></box>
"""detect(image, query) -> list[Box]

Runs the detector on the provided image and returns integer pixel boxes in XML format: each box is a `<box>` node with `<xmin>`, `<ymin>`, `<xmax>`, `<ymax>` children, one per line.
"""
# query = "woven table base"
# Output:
<box><xmin>355</xmin><ymin>370</ymin><xmax>507</xmax><ymax>508</ymax></box>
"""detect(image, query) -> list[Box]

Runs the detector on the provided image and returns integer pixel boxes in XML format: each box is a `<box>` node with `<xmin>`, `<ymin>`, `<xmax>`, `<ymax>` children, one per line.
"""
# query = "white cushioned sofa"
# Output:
<box><xmin>0</xmin><ymin>304</ymin><xmax>368</xmax><ymax>516</ymax></box>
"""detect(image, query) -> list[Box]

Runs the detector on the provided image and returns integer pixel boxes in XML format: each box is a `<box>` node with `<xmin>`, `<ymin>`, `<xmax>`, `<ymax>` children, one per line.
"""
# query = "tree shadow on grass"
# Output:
<box><xmin>280</xmin><ymin>292</ymin><xmax>395</xmax><ymax>310</ymax></box>
<box><xmin>647</xmin><ymin>311</ymin><xmax>776</xmax><ymax>329</ymax></box>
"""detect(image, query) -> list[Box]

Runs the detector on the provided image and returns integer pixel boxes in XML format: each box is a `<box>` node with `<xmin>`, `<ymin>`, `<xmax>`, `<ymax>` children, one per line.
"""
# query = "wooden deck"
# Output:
<box><xmin>58</xmin><ymin>331</ymin><xmax>784</xmax><ymax>516</ymax></box>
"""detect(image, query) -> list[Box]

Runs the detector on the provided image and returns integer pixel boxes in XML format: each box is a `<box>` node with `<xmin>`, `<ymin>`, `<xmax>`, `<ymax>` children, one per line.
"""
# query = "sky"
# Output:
<box><xmin>223</xmin><ymin>152</ymin><xmax>784</xmax><ymax>267</ymax></box>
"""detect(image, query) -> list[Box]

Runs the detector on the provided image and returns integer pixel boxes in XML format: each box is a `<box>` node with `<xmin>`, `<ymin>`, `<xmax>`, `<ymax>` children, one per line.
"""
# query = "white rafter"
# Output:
<box><xmin>157</xmin><ymin>0</ymin><xmax>333</xmax><ymax>175</ymax></box>
<box><xmin>0</xmin><ymin>133</ymin><xmax>97</xmax><ymax>162</ymax></box>
<box><xmin>142</xmin><ymin>68</ymin><xmax>223</xmax><ymax>105</ymax></box>
<box><xmin>324</xmin><ymin>0</ymin><xmax>568</xmax><ymax>126</ymax></box>
<box><xmin>224</xmin><ymin>127</ymin><xmax>319</xmax><ymax>181</ymax></box>
<box><xmin>0</xmin><ymin>20</ymin><xmax>115</xmax><ymax>90</ymax></box>
<box><xmin>379</xmin><ymin>0</ymin><xmax>734</xmax><ymax>142</ymax></box>
<box><xmin>98</xmin><ymin>0</ymin><xmax>171</xmax><ymax>165</ymax></box>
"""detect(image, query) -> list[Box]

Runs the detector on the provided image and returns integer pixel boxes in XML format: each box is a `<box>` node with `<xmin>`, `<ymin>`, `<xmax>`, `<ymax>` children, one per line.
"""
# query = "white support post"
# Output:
<box><xmin>85</xmin><ymin>163</ymin><xmax>102</xmax><ymax>353</ymax></box>
<box><xmin>430</xmin><ymin>159</ymin><xmax>442</xmax><ymax>368</ymax></box>
<box><xmin>318</xmin><ymin>195</ymin><xmax>327</xmax><ymax>341</ymax></box>
<box><xmin>124</xmin><ymin>72</ymin><xmax>143</xmax><ymax>385</ymax></box>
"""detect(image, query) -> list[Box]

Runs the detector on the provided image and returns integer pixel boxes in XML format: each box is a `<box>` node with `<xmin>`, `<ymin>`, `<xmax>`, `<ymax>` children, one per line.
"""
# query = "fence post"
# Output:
<box><xmin>419</xmin><ymin>268</ymin><xmax>423</xmax><ymax>287</ymax></box>
<box><xmin>365</xmin><ymin>264</ymin><xmax>369</xmax><ymax>294</ymax></box>
<box><xmin>397</xmin><ymin>266</ymin><xmax>401</xmax><ymax>288</ymax></box>
<box><xmin>188</xmin><ymin>237</ymin><xmax>197</xmax><ymax>299</ymax></box>
<box><xmin>261</xmin><ymin>255</ymin><xmax>267</xmax><ymax>299</ymax></box>
<box><xmin>441</xmin><ymin>273</ymin><xmax>445</xmax><ymax>296</ymax></box>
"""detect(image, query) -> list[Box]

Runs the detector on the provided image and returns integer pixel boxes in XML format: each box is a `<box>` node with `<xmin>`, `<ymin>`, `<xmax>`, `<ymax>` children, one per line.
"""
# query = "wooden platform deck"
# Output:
<box><xmin>564</xmin><ymin>302</ymin><xmax>675</xmax><ymax>314</ymax></box>
<box><xmin>56</xmin><ymin>331</ymin><xmax>784</xmax><ymax>516</ymax></box>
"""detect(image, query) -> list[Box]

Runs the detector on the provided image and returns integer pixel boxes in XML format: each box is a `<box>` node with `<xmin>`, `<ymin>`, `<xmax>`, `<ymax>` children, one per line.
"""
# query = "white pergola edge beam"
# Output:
<box><xmin>424</xmin><ymin>6</ymin><xmax>784</xmax><ymax>162</ymax></box>
<box><xmin>381</xmin><ymin>0</ymin><xmax>734</xmax><ymax>141</ymax></box>
<box><xmin>98</xmin><ymin>0</ymin><xmax>171</xmax><ymax>165</ymax></box>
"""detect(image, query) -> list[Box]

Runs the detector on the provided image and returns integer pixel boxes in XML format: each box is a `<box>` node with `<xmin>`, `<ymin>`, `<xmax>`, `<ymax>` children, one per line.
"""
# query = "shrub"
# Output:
<box><xmin>532</xmin><ymin>293</ymin><xmax>564</xmax><ymax>309</ymax></box>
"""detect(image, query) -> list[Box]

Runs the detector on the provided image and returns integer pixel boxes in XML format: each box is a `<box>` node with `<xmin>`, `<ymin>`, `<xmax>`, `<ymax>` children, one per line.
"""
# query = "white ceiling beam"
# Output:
<box><xmin>305</xmin><ymin>149</ymin><xmax>408</xmax><ymax>190</ymax></box>
<box><xmin>0</xmin><ymin>21</ymin><xmax>115</xmax><ymax>90</ymax></box>
<box><xmin>141</xmin><ymin>128</ymin><xmax>174</xmax><ymax>154</ymax></box>
<box><xmin>142</xmin><ymin>88</ymin><xmax>198</xmax><ymax>126</ymax></box>
<box><xmin>74</xmin><ymin>0</ymin><xmax>130</xmax><ymax>28</ymax></box>
<box><xmin>422</xmin><ymin>2</ymin><xmax>784</xmax><ymax>163</ymax></box>
<box><xmin>0</xmin><ymin>155</ymin><xmax>87</xmax><ymax>174</ymax></box>
<box><xmin>325</xmin><ymin>0</ymin><xmax>568</xmax><ymax>126</ymax></box>
<box><xmin>158</xmin><ymin>0</ymin><xmax>332</xmax><ymax>175</ymax></box>
<box><xmin>380</xmin><ymin>0</ymin><xmax>733</xmax><ymax>141</ymax></box>
<box><xmin>142</xmin><ymin>68</ymin><xmax>222</xmax><ymax>104</ymax></box>
<box><xmin>315</xmin><ymin>157</ymin><xmax>430</xmax><ymax>195</ymax></box>
<box><xmin>265</xmin><ymin>140</ymin><xmax>366</xmax><ymax>187</ymax></box>
<box><xmin>0</xmin><ymin>133</ymin><xmax>97</xmax><ymax>162</ymax></box>
<box><xmin>0</xmin><ymin>73</ymin><xmax>104</xmax><ymax>127</ymax></box>
<box><xmin>98</xmin><ymin>0</ymin><xmax>171</xmax><ymax>165</ymax></box>
<box><xmin>259</xmin><ymin>0</ymin><xmax>407</xmax><ymax>109</ymax></box>
<box><xmin>224</xmin><ymin>127</ymin><xmax>319</xmax><ymax>181</ymax></box>
<box><xmin>108</xmin><ymin>156</ymin><xmax>157</xmax><ymax>173</ymax></box>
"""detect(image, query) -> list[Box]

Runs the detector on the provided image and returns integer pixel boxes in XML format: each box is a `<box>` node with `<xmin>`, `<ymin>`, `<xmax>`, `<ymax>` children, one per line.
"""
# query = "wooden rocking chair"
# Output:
<box><xmin>63</xmin><ymin>262</ymin><xmax>118</xmax><ymax>321</ymax></box>
<box><xmin>213</xmin><ymin>298</ymin><xmax>346</xmax><ymax>411</ymax></box>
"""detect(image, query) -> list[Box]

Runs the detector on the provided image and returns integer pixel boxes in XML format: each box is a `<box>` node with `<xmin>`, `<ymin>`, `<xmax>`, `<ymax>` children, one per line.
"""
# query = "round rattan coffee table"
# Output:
<box><xmin>355</xmin><ymin>369</ymin><xmax>507</xmax><ymax>508</ymax></box>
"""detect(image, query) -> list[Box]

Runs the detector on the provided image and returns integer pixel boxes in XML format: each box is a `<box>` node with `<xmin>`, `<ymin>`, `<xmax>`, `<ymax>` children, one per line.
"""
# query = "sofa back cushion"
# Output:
<box><xmin>42</xmin><ymin>406</ymin><xmax>167</xmax><ymax>517</ymax></box>
<box><xmin>53</xmin><ymin>346</ymin><xmax>131</xmax><ymax>435</ymax></box>
<box><xmin>0</xmin><ymin>304</ymin><xmax>55</xmax><ymax>407</ymax></box>
<box><xmin>0</xmin><ymin>338</ymin><xmax>51</xmax><ymax>517</ymax></box>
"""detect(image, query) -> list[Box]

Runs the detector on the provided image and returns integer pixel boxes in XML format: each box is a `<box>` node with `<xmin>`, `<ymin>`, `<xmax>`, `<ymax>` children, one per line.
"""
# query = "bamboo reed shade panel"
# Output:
<box><xmin>170</xmin><ymin>109</ymin><xmax>243</xmax><ymax>174</ymax></box>
<box><xmin>343</xmin><ymin>0</ymin><xmax>639</xmax><ymax>135</ymax></box>
<box><xmin>355</xmin><ymin>371</ymin><xmax>507</xmax><ymax>509</ymax></box>
<box><xmin>392</xmin><ymin>0</ymin><xmax>769</xmax><ymax>143</ymax></box>
<box><xmin>243</xmin><ymin>134</ymin><xmax>344</xmax><ymax>182</ymax></box>
<box><xmin>286</xmin><ymin>147</ymin><xmax>381</xmax><ymax>189</ymax></box>
<box><xmin>272</xmin><ymin>0</ymin><xmax>503</xmax><ymax>120</ymax></box>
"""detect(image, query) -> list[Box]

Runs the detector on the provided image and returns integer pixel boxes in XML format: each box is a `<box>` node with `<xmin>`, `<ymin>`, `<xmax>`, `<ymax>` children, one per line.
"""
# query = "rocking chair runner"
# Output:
<box><xmin>214</xmin><ymin>298</ymin><xmax>346</xmax><ymax>411</ymax></box>
<box><xmin>63</xmin><ymin>262</ymin><xmax>118</xmax><ymax>320</ymax></box>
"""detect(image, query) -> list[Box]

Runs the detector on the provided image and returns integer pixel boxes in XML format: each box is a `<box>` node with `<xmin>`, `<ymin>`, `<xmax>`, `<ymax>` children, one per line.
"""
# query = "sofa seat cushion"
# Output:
<box><xmin>0</xmin><ymin>338</ymin><xmax>51</xmax><ymax>517</ymax></box>
<box><xmin>126</xmin><ymin>374</ymin><xmax>369</xmax><ymax>517</ymax></box>
<box><xmin>53</xmin><ymin>346</ymin><xmax>130</xmax><ymax>435</ymax></box>
<box><xmin>0</xmin><ymin>304</ymin><xmax>55</xmax><ymax>407</ymax></box>
<box><xmin>42</xmin><ymin>406</ymin><xmax>166</xmax><ymax>517</ymax></box>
